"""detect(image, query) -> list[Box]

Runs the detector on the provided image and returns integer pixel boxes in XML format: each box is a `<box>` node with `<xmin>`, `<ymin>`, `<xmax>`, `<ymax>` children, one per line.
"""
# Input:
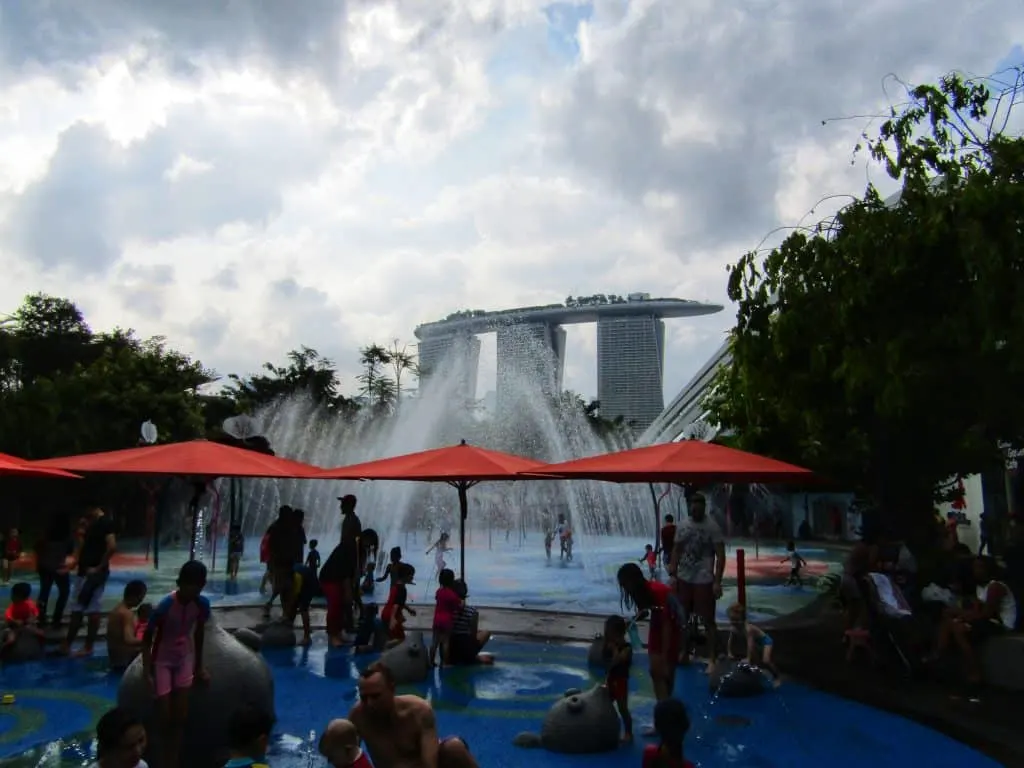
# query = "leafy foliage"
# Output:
<box><xmin>704</xmin><ymin>71</ymin><xmax>1024</xmax><ymax>536</ymax></box>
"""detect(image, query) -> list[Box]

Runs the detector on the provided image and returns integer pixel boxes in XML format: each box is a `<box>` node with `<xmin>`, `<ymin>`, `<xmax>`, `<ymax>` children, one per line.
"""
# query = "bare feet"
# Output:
<box><xmin>73</xmin><ymin>646</ymin><xmax>94</xmax><ymax>658</ymax></box>
<box><xmin>300</xmin><ymin>634</ymin><xmax>312</xmax><ymax>646</ymax></box>
<box><xmin>621</xmin><ymin>733</ymin><xmax>634</xmax><ymax>744</ymax></box>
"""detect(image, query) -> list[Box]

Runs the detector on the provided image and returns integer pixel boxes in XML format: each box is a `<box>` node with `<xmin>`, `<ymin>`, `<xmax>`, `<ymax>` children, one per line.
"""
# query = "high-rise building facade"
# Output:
<box><xmin>416</xmin><ymin>333</ymin><xmax>481</xmax><ymax>405</ymax></box>
<box><xmin>495</xmin><ymin>323</ymin><xmax>566</xmax><ymax>414</ymax></box>
<box><xmin>597</xmin><ymin>314</ymin><xmax>665</xmax><ymax>430</ymax></box>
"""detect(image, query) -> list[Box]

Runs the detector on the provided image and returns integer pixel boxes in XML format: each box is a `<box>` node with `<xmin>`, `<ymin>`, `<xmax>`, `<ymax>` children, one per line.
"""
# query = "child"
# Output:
<box><xmin>380</xmin><ymin>563</ymin><xmax>416</xmax><ymax>643</ymax></box>
<box><xmin>640</xmin><ymin>544</ymin><xmax>658</xmax><ymax>579</ymax></box>
<box><xmin>3</xmin><ymin>581</ymin><xmax>44</xmax><ymax>651</ymax></box>
<box><xmin>376</xmin><ymin>546</ymin><xmax>403</xmax><ymax>586</ymax></box>
<box><xmin>142</xmin><ymin>561</ymin><xmax>211</xmax><ymax>768</ymax></box>
<box><xmin>642</xmin><ymin>698</ymin><xmax>694</xmax><ymax>768</ymax></box>
<box><xmin>430</xmin><ymin>568</ymin><xmax>460</xmax><ymax>668</ymax></box>
<box><xmin>319</xmin><ymin>718</ymin><xmax>372</xmax><ymax>768</ymax></box>
<box><xmin>288</xmin><ymin>563</ymin><xmax>316</xmax><ymax>646</ymax></box>
<box><xmin>306</xmin><ymin>538</ymin><xmax>321</xmax><ymax>571</ymax></box>
<box><xmin>425</xmin><ymin>532</ymin><xmax>451</xmax><ymax>574</ymax></box>
<box><xmin>360</xmin><ymin>560</ymin><xmax>375</xmax><ymax>595</ymax></box>
<box><xmin>135</xmin><ymin>603</ymin><xmax>153</xmax><ymax>640</ymax></box>
<box><xmin>107</xmin><ymin>580</ymin><xmax>148</xmax><ymax>670</ymax></box>
<box><xmin>781</xmin><ymin>540</ymin><xmax>806</xmax><ymax>586</ymax></box>
<box><xmin>93</xmin><ymin>706</ymin><xmax>149</xmax><ymax>768</ymax></box>
<box><xmin>227</xmin><ymin>525</ymin><xmax>244</xmax><ymax>582</ymax></box>
<box><xmin>544</xmin><ymin>529</ymin><xmax>553</xmax><ymax>560</ymax></box>
<box><xmin>602</xmin><ymin>615</ymin><xmax>633</xmax><ymax>743</ymax></box>
<box><xmin>224</xmin><ymin>704</ymin><xmax>274</xmax><ymax>768</ymax></box>
<box><xmin>3</xmin><ymin>527</ymin><xmax>21</xmax><ymax>583</ymax></box>
<box><xmin>726</xmin><ymin>603</ymin><xmax>780</xmax><ymax>683</ymax></box>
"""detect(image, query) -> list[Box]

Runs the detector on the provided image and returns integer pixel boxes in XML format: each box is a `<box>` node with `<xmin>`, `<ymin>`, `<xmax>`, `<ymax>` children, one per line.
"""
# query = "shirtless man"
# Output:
<box><xmin>349</xmin><ymin>661</ymin><xmax>478</xmax><ymax>768</ymax></box>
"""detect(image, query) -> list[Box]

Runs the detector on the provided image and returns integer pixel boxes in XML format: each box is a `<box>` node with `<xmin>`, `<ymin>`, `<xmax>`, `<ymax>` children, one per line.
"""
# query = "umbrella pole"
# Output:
<box><xmin>457</xmin><ymin>483</ymin><xmax>469</xmax><ymax>580</ymax></box>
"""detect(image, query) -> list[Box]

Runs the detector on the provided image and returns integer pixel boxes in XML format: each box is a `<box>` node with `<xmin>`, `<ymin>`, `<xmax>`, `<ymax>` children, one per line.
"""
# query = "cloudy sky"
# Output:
<box><xmin>0</xmin><ymin>1</ymin><xmax>1021</xmax><ymax>402</ymax></box>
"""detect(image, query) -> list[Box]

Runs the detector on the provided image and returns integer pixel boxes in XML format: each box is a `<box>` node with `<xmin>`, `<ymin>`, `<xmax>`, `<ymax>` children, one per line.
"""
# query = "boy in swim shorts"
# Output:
<box><xmin>142</xmin><ymin>561</ymin><xmax>211</xmax><ymax>768</ymax></box>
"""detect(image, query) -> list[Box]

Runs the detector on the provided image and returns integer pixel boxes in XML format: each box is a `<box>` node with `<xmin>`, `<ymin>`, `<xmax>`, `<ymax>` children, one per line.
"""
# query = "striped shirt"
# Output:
<box><xmin>453</xmin><ymin>605</ymin><xmax>477</xmax><ymax>636</ymax></box>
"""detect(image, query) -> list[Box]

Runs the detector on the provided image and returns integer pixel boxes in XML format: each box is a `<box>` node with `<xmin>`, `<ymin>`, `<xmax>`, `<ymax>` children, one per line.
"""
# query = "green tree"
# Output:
<box><xmin>226</xmin><ymin>347</ymin><xmax>356</xmax><ymax>414</ymax></box>
<box><xmin>0</xmin><ymin>295</ymin><xmax>214</xmax><ymax>458</ymax></box>
<box><xmin>704</xmin><ymin>71</ymin><xmax>1024</xmax><ymax>540</ymax></box>
<box><xmin>387</xmin><ymin>339</ymin><xmax>420</xmax><ymax>409</ymax></box>
<box><xmin>357</xmin><ymin>343</ymin><xmax>393</xmax><ymax>410</ymax></box>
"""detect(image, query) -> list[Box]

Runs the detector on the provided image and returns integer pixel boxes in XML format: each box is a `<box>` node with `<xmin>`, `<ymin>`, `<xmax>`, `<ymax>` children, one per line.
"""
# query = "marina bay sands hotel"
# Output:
<box><xmin>413</xmin><ymin>293</ymin><xmax>722</xmax><ymax>430</ymax></box>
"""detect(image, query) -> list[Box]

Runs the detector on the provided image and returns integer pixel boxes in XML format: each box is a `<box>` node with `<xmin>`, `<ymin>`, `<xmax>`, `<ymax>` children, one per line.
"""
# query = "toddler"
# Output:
<box><xmin>726</xmin><ymin>603</ymin><xmax>780</xmax><ymax>683</ymax></box>
<box><xmin>93</xmin><ymin>706</ymin><xmax>149</xmax><ymax>768</ymax></box>
<box><xmin>142</xmin><ymin>561</ymin><xmax>211</xmax><ymax>768</ymax></box>
<box><xmin>107</xmin><ymin>580</ymin><xmax>148</xmax><ymax>670</ymax></box>
<box><xmin>319</xmin><ymin>718</ymin><xmax>372</xmax><ymax>768</ymax></box>
<box><xmin>3</xmin><ymin>581</ymin><xmax>43</xmax><ymax>651</ymax></box>
<box><xmin>430</xmin><ymin>568</ymin><xmax>460</xmax><ymax>668</ymax></box>
<box><xmin>602</xmin><ymin>615</ymin><xmax>633</xmax><ymax>743</ymax></box>
<box><xmin>224</xmin><ymin>705</ymin><xmax>274</xmax><ymax>768</ymax></box>
<box><xmin>544</xmin><ymin>529</ymin><xmax>553</xmax><ymax>560</ymax></box>
<box><xmin>642</xmin><ymin>698</ymin><xmax>694</xmax><ymax>768</ymax></box>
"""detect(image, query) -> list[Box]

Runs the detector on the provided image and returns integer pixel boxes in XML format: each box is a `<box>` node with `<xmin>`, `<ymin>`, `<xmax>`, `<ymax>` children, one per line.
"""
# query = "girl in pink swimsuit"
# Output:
<box><xmin>430</xmin><ymin>568</ymin><xmax>461</xmax><ymax>668</ymax></box>
<box><xmin>142</xmin><ymin>561</ymin><xmax>211</xmax><ymax>768</ymax></box>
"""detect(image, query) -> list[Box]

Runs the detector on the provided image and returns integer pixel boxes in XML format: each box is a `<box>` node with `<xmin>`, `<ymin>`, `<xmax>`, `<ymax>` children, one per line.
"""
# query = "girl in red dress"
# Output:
<box><xmin>642</xmin><ymin>698</ymin><xmax>694</xmax><ymax>768</ymax></box>
<box><xmin>617</xmin><ymin>562</ymin><xmax>684</xmax><ymax>701</ymax></box>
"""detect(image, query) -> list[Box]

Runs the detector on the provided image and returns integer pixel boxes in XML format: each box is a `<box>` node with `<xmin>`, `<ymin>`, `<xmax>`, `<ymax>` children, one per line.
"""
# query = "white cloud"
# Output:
<box><xmin>0</xmin><ymin>0</ymin><xmax>1020</xmax><ymax>404</ymax></box>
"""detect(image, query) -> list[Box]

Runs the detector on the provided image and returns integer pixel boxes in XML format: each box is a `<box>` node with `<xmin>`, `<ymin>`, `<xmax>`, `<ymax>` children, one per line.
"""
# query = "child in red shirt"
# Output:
<box><xmin>380</xmin><ymin>563</ymin><xmax>416</xmax><ymax>642</ymax></box>
<box><xmin>642</xmin><ymin>698</ymin><xmax>694</xmax><ymax>768</ymax></box>
<box><xmin>3</xmin><ymin>581</ymin><xmax>44</xmax><ymax>651</ymax></box>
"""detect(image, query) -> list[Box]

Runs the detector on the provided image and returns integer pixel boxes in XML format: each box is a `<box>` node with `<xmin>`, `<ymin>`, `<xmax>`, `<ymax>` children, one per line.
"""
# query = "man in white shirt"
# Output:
<box><xmin>669</xmin><ymin>492</ymin><xmax>726</xmax><ymax>665</ymax></box>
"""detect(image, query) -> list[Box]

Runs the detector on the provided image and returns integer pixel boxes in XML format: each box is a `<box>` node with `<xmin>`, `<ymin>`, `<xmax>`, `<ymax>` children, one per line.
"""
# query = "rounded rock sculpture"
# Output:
<box><xmin>711</xmin><ymin>660</ymin><xmax>768</xmax><ymax>698</ymax></box>
<box><xmin>513</xmin><ymin>684</ymin><xmax>621</xmax><ymax>753</ymax></box>
<box><xmin>260</xmin><ymin>621</ymin><xmax>297</xmax><ymax>648</ymax></box>
<box><xmin>1</xmin><ymin>630</ymin><xmax>45</xmax><ymax>663</ymax></box>
<box><xmin>378</xmin><ymin>630</ymin><xmax>431</xmax><ymax>684</ymax></box>
<box><xmin>118</xmin><ymin>622</ymin><xmax>276</xmax><ymax>768</ymax></box>
<box><xmin>233</xmin><ymin>627</ymin><xmax>262</xmax><ymax>652</ymax></box>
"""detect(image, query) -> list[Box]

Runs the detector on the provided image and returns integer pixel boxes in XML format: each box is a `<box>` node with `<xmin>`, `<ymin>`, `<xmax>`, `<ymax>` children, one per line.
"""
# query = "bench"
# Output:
<box><xmin>980</xmin><ymin>633</ymin><xmax>1024</xmax><ymax>691</ymax></box>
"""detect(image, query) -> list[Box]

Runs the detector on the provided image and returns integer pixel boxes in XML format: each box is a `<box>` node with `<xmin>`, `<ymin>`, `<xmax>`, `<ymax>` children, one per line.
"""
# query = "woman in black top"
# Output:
<box><xmin>36</xmin><ymin>513</ymin><xmax>73</xmax><ymax>627</ymax></box>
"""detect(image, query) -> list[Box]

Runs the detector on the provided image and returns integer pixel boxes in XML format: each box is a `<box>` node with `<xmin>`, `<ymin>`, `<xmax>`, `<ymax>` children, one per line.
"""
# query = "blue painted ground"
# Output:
<box><xmin>1</xmin><ymin>535</ymin><xmax>839</xmax><ymax>622</ymax></box>
<box><xmin>0</xmin><ymin>638</ymin><xmax>999</xmax><ymax>767</ymax></box>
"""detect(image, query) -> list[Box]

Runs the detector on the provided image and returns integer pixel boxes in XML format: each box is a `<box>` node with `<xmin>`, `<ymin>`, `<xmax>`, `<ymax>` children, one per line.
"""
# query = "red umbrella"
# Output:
<box><xmin>31</xmin><ymin>439</ymin><xmax>323</xmax><ymax>479</ymax></box>
<box><xmin>0</xmin><ymin>454</ymin><xmax>82</xmax><ymax>479</ymax></box>
<box><xmin>522</xmin><ymin>440</ymin><xmax>814</xmax><ymax>485</ymax></box>
<box><xmin>315</xmin><ymin>440</ymin><xmax>544</xmax><ymax>578</ymax></box>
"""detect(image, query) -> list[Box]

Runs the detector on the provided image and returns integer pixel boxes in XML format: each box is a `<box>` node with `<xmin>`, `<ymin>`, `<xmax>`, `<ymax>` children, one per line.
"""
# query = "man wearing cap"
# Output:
<box><xmin>319</xmin><ymin>718</ymin><xmax>371</xmax><ymax>767</ymax></box>
<box><xmin>337</xmin><ymin>495</ymin><xmax>362</xmax><ymax>636</ymax></box>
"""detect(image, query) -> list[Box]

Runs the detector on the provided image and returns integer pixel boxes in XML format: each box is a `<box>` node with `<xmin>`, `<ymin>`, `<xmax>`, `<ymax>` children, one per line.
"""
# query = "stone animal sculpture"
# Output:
<box><xmin>512</xmin><ymin>684</ymin><xmax>621</xmax><ymax>753</ymax></box>
<box><xmin>378</xmin><ymin>630</ymin><xmax>431</xmax><ymax>684</ymax></box>
<box><xmin>233</xmin><ymin>627</ymin><xmax>262</xmax><ymax>652</ymax></box>
<box><xmin>260</xmin><ymin>621</ymin><xmax>297</xmax><ymax>648</ymax></box>
<box><xmin>1</xmin><ymin>630</ymin><xmax>45</xmax><ymax>663</ymax></box>
<box><xmin>118</xmin><ymin>621</ymin><xmax>276</xmax><ymax>768</ymax></box>
<box><xmin>709</xmin><ymin>659</ymin><xmax>768</xmax><ymax>698</ymax></box>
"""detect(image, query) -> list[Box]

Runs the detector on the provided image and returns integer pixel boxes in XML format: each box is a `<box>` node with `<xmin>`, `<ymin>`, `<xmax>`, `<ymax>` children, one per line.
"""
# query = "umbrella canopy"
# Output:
<box><xmin>0</xmin><ymin>454</ymin><xmax>82</xmax><ymax>479</ymax></box>
<box><xmin>30</xmin><ymin>439</ymin><xmax>323</xmax><ymax>479</ymax></box>
<box><xmin>316</xmin><ymin>440</ymin><xmax>544</xmax><ymax>578</ymax></box>
<box><xmin>522</xmin><ymin>440</ymin><xmax>815</xmax><ymax>485</ymax></box>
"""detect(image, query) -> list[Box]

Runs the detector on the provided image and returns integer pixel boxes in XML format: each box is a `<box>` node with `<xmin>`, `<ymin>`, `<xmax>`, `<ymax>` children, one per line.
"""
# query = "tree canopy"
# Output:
<box><xmin>704</xmin><ymin>71</ymin><xmax>1024</xmax><ymax>535</ymax></box>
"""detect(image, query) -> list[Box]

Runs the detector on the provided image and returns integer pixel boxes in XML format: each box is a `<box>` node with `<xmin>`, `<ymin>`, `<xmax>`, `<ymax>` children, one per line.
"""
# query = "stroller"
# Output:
<box><xmin>852</xmin><ymin>572</ymin><xmax>927</xmax><ymax>677</ymax></box>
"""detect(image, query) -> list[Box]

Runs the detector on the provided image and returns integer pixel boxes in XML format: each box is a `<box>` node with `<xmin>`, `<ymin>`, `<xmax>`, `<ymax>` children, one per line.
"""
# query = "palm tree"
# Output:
<box><xmin>357</xmin><ymin>344</ymin><xmax>392</xmax><ymax>408</ymax></box>
<box><xmin>387</xmin><ymin>339</ymin><xmax>419</xmax><ymax>409</ymax></box>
